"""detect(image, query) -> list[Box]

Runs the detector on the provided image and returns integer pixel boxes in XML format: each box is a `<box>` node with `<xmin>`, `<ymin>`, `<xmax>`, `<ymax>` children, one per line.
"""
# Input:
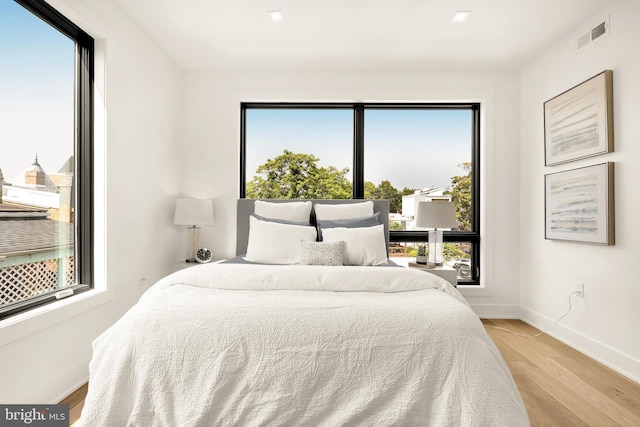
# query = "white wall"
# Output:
<box><xmin>520</xmin><ymin>0</ymin><xmax>640</xmax><ymax>382</ymax></box>
<box><xmin>0</xmin><ymin>0</ymin><xmax>183</xmax><ymax>403</ymax></box>
<box><xmin>182</xmin><ymin>68</ymin><xmax>522</xmax><ymax>313</ymax></box>
<box><xmin>9</xmin><ymin>0</ymin><xmax>637</xmax><ymax>404</ymax></box>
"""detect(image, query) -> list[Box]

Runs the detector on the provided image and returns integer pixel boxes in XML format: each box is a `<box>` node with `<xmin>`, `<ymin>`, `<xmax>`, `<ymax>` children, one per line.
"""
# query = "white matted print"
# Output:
<box><xmin>544</xmin><ymin>70</ymin><xmax>613</xmax><ymax>166</ymax></box>
<box><xmin>545</xmin><ymin>162</ymin><xmax>614</xmax><ymax>245</ymax></box>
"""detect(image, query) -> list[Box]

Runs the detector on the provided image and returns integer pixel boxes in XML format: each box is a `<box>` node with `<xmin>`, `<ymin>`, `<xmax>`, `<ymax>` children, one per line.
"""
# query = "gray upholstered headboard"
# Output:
<box><xmin>236</xmin><ymin>199</ymin><xmax>390</xmax><ymax>256</ymax></box>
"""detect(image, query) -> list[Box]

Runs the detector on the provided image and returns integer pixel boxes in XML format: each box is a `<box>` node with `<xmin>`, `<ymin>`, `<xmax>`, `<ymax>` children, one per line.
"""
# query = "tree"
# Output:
<box><xmin>307</xmin><ymin>165</ymin><xmax>352</xmax><ymax>199</ymax></box>
<box><xmin>443</xmin><ymin>243</ymin><xmax>468</xmax><ymax>261</ymax></box>
<box><xmin>365</xmin><ymin>180</ymin><xmax>403</xmax><ymax>213</ymax></box>
<box><xmin>363</xmin><ymin>181</ymin><xmax>376</xmax><ymax>199</ymax></box>
<box><xmin>246</xmin><ymin>150</ymin><xmax>351</xmax><ymax>199</ymax></box>
<box><xmin>401</xmin><ymin>187</ymin><xmax>416</xmax><ymax>197</ymax></box>
<box><xmin>447</xmin><ymin>162</ymin><xmax>472</xmax><ymax>231</ymax></box>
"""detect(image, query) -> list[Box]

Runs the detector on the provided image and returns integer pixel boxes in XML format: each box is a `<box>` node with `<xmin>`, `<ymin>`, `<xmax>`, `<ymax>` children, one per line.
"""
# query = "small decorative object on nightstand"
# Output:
<box><xmin>415</xmin><ymin>244</ymin><xmax>427</xmax><ymax>264</ymax></box>
<box><xmin>195</xmin><ymin>248</ymin><xmax>213</xmax><ymax>263</ymax></box>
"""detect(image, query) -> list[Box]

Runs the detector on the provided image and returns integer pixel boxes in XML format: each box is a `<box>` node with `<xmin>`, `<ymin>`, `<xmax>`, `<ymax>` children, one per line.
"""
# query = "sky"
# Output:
<box><xmin>0</xmin><ymin>0</ymin><xmax>75</xmax><ymax>182</ymax></box>
<box><xmin>0</xmin><ymin>0</ymin><xmax>471</xmax><ymax>191</ymax></box>
<box><xmin>246</xmin><ymin>108</ymin><xmax>472</xmax><ymax>191</ymax></box>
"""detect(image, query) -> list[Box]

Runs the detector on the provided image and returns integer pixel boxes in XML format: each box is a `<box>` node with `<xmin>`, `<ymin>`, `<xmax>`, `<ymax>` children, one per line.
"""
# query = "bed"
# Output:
<box><xmin>80</xmin><ymin>199</ymin><xmax>529</xmax><ymax>426</ymax></box>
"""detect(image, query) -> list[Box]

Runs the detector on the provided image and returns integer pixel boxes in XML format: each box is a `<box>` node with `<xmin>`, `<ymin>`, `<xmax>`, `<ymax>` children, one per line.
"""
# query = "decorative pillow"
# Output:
<box><xmin>245</xmin><ymin>215</ymin><xmax>317</xmax><ymax>264</ymax></box>
<box><xmin>300</xmin><ymin>241</ymin><xmax>345</xmax><ymax>266</ymax></box>
<box><xmin>321</xmin><ymin>224</ymin><xmax>388</xmax><ymax>266</ymax></box>
<box><xmin>316</xmin><ymin>212</ymin><xmax>380</xmax><ymax>240</ymax></box>
<box><xmin>254</xmin><ymin>200</ymin><xmax>312</xmax><ymax>223</ymax></box>
<box><xmin>313</xmin><ymin>201</ymin><xmax>374</xmax><ymax>221</ymax></box>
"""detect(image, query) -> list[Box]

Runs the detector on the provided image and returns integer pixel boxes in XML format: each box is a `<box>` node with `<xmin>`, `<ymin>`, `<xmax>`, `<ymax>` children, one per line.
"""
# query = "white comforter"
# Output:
<box><xmin>81</xmin><ymin>263</ymin><xmax>529</xmax><ymax>426</ymax></box>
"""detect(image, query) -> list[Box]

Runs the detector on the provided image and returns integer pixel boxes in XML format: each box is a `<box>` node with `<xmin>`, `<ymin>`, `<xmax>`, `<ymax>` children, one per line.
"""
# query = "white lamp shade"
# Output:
<box><xmin>415</xmin><ymin>201</ymin><xmax>457</xmax><ymax>229</ymax></box>
<box><xmin>174</xmin><ymin>199</ymin><xmax>215</xmax><ymax>226</ymax></box>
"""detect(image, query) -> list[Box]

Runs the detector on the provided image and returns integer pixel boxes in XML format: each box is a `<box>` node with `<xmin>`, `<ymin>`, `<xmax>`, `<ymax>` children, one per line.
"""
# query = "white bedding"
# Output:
<box><xmin>81</xmin><ymin>263</ymin><xmax>529</xmax><ymax>426</ymax></box>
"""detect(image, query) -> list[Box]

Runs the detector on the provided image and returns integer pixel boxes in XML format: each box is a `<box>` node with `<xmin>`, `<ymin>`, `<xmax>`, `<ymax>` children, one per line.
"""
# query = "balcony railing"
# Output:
<box><xmin>0</xmin><ymin>252</ymin><xmax>74</xmax><ymax>307</ymax></box>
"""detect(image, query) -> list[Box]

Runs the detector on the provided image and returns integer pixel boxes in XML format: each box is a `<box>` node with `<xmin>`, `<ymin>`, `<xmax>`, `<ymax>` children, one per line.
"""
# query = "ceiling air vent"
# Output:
<box><xmin>576</xmin><ymin>16</ymin><xmax>610</xmax><ymax>52</ymax></box>
<box><xmin>591</xmin><ymin>21</ymin><xmax>607</xmax><ymax>40</ymax></box>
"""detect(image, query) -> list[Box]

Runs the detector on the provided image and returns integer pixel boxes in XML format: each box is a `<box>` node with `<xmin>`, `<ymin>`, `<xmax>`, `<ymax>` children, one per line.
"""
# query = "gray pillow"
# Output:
<box><xmin>300</xmin><ymin>241</ymin><xmax>345</xmax><ymax>266</ymax></box>
<box><xmin>316</xmin><ymin>212</ymin><xmax>380</xmax><ymax>241</ymax></box>
<box><xmin>251</xmin><ymin>213</ymin><xmax>311</xmax><ymax>226</ymax></box>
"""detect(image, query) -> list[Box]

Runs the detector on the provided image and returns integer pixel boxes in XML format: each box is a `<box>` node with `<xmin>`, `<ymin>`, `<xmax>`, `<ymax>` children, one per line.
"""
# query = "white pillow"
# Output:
<box><xmin>314</xmin><ymin>201</ymin><xmax>374</xmax><ymax>221</ymax></box>
<box><xmin>322</xmin><ymin>224</ymin><xmax>388</xmax><ymax>266</ymax></box>
<box><xmin>245</xmin><ymin>215</ymin><xmax>317</xmax><ymax>264</ymax></box>
<box><xmin>254</xmin><ymin>200</ymin><xmax>312</xmax><ymax>223</ymax></box>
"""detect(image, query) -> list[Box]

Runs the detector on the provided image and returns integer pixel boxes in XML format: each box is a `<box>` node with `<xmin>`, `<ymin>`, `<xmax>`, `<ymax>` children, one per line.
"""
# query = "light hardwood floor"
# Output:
<box><xmin>61</xmin><ymin>319</ymin><xmax>640</xmax><ymax>426</ymax></box>
<box><xmin>483</xmin><ymin>319</ymin><xmax>640</xmax><ymax>426</ymax></box>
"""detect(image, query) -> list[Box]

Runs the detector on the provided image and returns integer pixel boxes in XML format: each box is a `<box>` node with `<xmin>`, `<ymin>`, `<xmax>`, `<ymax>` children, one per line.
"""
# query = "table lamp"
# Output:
<box><xmin>415</xmin><ymin>201</ymin><xmax>457</xmax><ymax>266</ymax></box>
<box><xmin>174</xmin><ymin>198</ymin><xmax>215</xmax><ymax>262</ymax></box>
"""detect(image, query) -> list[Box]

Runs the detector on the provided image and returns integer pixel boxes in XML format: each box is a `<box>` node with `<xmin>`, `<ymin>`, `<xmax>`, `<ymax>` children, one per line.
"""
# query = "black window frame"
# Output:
<box><xmin>240</xmin><ymin>102</ymin><xmax>480</xmax><ymax>285</ymax></box>
<box><xmin>1</xmin><ymin>0</ymin><xmax>94</xmax><ymax>319</ymax></box>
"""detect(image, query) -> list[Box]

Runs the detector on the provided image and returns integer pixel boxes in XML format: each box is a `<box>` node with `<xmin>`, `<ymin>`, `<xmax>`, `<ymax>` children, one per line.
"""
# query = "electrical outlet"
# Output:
<box><xmin>574</xmin><ymin>282</ymin><xmax>584</xmax><ymax>297</ymax></box>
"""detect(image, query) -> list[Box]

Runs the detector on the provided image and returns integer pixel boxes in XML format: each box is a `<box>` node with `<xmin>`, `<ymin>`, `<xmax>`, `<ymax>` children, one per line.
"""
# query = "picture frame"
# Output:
<box><xmin>545</xmin><ymin>162</ymin><xmax>614</xmax><ymax>245</ymax></box>
<box><xmin>544</xmin><ymin>70</ymin><xmax>613</xmax><ymax>166</ymax></box>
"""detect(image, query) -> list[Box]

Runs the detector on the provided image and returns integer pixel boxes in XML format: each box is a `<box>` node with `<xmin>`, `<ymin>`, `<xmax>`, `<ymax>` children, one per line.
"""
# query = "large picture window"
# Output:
<box><xmin>0</xmin><ymin>0</ymin><xmax>94</xmax><ymax>318</ymax></box>
<box><xmin>241</xmin><ymin>103</ymin><xmax>480</xmax><ymax>284</ymax></box>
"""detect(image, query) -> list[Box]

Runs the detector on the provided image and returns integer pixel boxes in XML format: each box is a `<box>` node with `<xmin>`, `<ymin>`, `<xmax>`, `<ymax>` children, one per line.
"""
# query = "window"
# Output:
<box><xmin>241</xmin><ymin>103</ymin><xmax>480</xmax><ymax>284</ymax></box>
<box><xmin>243</xmin><ymin>107</ymin><xmax>353</xmax><ymax>199</ymax></box>
<box><xmin>0</xmin><ymin>0</ymin><xmax>94</xmax><ymax>318</ymax></box>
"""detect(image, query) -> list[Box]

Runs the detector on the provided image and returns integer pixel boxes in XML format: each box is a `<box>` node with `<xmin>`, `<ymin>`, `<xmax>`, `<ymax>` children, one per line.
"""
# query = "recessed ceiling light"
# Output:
<box><xmin>268</xmin><ymin>10</ymin><xmax>284</xmax><ymax>22</ymax></box>
<box><xmin>451</xmin><ymin>11</ymin><xmax>471</xmax><ymax>23</ymax></box>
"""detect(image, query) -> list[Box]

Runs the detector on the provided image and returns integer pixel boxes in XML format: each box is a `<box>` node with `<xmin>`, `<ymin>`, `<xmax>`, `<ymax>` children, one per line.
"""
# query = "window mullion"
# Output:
<box><xmin>353</xmin><ymin>104</ymin><xmax>365</xmax><ymax>199</ymax></box>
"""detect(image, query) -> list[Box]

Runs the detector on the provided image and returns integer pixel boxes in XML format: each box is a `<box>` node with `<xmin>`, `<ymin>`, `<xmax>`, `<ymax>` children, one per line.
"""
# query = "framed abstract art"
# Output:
<box><xmin>544</xmin><ymin>70</ymin><xmax>613</xmax><ymax>166</ymax></box>
<box><xmin>545</xmin><ymin>162</ymin><xmax>614</xmax><ymax>245</ymax></box>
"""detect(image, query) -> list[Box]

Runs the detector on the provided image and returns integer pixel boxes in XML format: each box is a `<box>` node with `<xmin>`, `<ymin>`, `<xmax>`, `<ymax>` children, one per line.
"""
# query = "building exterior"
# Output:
<box><xmin>0</xmin><ymin>158</ymin><xmax>74</xmax><ymax>310</ymax></box>
<box><xmin>389</xmin><ymin>187</ymin><xmax>453</xmax><ymax>231</ymax></box>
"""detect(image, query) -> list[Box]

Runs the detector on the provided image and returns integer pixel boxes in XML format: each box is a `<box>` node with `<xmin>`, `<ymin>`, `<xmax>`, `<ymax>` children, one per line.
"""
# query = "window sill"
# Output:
<box><xmin>0</xmin><ymin>288</ymin><xmax>113</xmax><ymax>347</ymax></box>
<box><xmin>457</xmin><ymin>284</ymin><xmax>493</xmax><ymax>297</ymax></box>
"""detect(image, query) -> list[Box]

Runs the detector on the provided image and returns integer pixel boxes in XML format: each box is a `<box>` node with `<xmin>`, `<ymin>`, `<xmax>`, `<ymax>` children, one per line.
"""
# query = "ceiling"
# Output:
<box><xmin>115</xmin><ymin>0</ymin><xmax>614</xmax><ymax>70</ymax></box>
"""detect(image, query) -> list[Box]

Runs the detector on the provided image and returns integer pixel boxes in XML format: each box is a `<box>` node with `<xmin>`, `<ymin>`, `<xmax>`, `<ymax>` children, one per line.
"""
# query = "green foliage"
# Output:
<box><xmin>246</xmin><ymin>151</ymin><xmax>470</xmax><ymax>232</ymax></box>
<box><xmin>401</xmin><ymin>243</ymin><xmax>465</xmax><ymax>261</ymax></box>
<box><xmin>363</xmin><ymin>181</ymin><xmax>376</xmax><ymax>197</ymax></box>
<box><xmin>446</xmin><ymin>162</ymin><xmax>472</xmax><ymax>231</ymax></box>
<box><xmin>389</xmin><ymin>221</ymin><xmax>404</xmax><ymax>231</ymax></box>
<box><xmin>246</xmin><ymin>150</ymin><xmax>351</xmax><ymax>199</ymax></box>
<box><xmin>365</xmin><ymin>180</ymin><xmax>404</xmax><ymax>213</ymax></box>
<box><xmin>443</xmin><ymin>243</ymin><xmax>467</xmax><ymax>261</ymax></box>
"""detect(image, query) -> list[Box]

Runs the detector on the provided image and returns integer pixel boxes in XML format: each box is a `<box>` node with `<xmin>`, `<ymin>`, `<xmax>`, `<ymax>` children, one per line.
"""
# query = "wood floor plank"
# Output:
<box><xmin>512</xmin><ymin>372</ymin><xmax>589</xmax><ymax>427</ymax></box>
<box><xmin>539</xmin><ymin>333</ymin><xmax>640</xmax><ymax>419</ymax></box>
<box><xmin>58</xmin><ymin>382</ymin><xmax>87</xmax><ymax>409</ymax></box>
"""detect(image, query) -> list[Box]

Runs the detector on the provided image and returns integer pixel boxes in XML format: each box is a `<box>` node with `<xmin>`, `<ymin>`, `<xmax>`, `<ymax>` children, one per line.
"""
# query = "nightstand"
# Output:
<box><xmin>171</xmin><ymin>259</ymin><xmax>222</xmax><ymax>274</ymax></box>
<box><xmin>171</xmin><ymin>261</ymin><xmax>199</xmax><ymax>273</ymax></box>
<box><xmin>409</xmin><ymin>264</ymin><xmax>458</xmax><ymax>286</ymax></box>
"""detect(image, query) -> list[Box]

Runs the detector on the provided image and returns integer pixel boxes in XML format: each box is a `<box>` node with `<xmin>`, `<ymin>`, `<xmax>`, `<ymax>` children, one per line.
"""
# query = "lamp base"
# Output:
<box><xmin>185</xmin><ymin>226</ymin><xmax>201</xmax><ymax>264</ymax></box>
<box><xmin>428</xmin><ymin>229</ymin><xmax>445</xmax><ymax>266</ymax></box>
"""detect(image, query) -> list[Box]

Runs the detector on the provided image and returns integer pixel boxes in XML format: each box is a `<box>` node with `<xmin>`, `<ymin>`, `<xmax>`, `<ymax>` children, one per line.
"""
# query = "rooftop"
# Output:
<box><xmin>0</xmin><ymin>202</ymin><xmax>72</xmax><ymax>256</ymax></box>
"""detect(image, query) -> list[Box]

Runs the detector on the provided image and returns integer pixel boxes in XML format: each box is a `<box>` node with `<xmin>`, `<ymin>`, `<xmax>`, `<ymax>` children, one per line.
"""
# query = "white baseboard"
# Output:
<box><xmin>19</xmin><ymin>358</ymin><xmax>89</xmax><ymax>404</ymax></box>
<box><xmin>469</xmin><ymin>303</ymin><xmax>523</xmax><ymax>319</ymax></box>
<box><xmin>521</xmin><ymin>306</ymin><xmax>640</xmax><ymax>385</ymax></box>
